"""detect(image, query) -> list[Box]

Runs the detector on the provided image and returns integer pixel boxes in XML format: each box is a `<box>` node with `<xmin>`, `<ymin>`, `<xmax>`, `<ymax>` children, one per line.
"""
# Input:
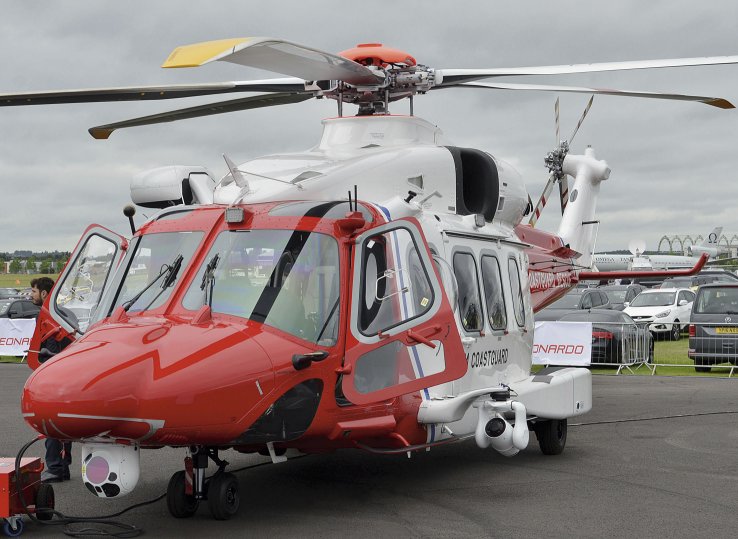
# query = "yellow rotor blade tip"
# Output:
<box><xmin>162</xmin><ymin>38</ymin><xmax>252</xmax><ymax>68</ymax></box>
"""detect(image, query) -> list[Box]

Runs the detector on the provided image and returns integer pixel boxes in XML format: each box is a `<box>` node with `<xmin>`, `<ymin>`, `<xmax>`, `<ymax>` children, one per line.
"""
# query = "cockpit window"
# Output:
<box><xmin>269</xmin><ymin>201</ymin><xmax>373</xmax><ymax>222</ymax></box>
<box><xmin>182</xmin><ymin>230</ymin><xmax>340</xmax><ymax>346</ymax></box>
<box><xmin>110</xmin><ymin>232</ymin><xmax>203</xmax><ymax>313</ymax></box>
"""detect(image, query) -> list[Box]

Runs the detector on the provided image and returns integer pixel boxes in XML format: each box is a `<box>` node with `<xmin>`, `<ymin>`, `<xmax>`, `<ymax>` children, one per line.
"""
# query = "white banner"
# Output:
<box><xmin>533</xmin><ymin>321</ymin><xmax>592</xmax><ymax>366</ymax></box>
<box><xmin>0</xmin><ymin>319</ymin><xmax>36</xmax><ymax>356</ymax></box>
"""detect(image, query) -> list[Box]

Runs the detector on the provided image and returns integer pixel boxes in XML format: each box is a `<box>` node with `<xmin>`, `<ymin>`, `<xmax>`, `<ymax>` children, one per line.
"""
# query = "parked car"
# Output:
<box><xmin>0</xmin><ymin>288</ymin><xmax>23</xmax><ymax>300</ymax></box>
<box><xmin>623</xmin><ymin>288</ymin><xmax>695</xmax><ymax>340</ymax></box>
<box><xmin>696</xmin><ymin>269</ymin><xmax>738</xmax><ymax>282</ymax></box>
<box><xmin>659</xmin><ymin>275</ymin><xmax>720</xmax><ymax>290</ymax></box>
<box><xmin>688</xmin><ymin>283</ymin><xmax>738</xmax><ymax>372</ymax></box>
<box><xmin>539</xmin><ymin>288</ymin><xmax>612</xmax><ymax>315</ymax></box>
<box><xmin>538</xmin><ymin>308</ymin><xmax>653</xmax><ymax>364</ymax></box>
<box><xmin>0</xmin><ymin>299</ymin><xmax>40</xmax><ymax>319</ymax></box>
<box><xmin>597</xmin><ymin>284</ymin><xmax>644</xmax><ymax>310</ymax></box>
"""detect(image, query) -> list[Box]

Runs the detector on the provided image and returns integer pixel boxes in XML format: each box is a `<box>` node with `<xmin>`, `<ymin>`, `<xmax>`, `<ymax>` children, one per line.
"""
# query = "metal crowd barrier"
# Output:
<box><xmin>586</xmin><ymin>320</ymin><xmax>653</xmax><ymax>375</ymax></box>
<box><xmin>683</xmin><ymin>321</ymin><xmax>738</xmax><ymax>377</ymax></box>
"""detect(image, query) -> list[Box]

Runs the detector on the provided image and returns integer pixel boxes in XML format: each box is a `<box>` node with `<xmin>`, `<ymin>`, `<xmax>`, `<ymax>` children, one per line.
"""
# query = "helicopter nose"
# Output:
<box><xmin>22</xmin><ymin>320</ymin><xmax>275</xmax><ymax>443</ymax></box>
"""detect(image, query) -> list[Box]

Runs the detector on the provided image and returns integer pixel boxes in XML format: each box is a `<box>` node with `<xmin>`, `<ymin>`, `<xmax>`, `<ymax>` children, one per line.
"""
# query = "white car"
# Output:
<box><xmin>623</xmin><ymin>287</ymin><xmax>695</xmax><ymax>340</ymax></box>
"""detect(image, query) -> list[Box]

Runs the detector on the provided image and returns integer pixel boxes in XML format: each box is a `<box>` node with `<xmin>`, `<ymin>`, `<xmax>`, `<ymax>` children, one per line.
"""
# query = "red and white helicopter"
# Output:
<box><xmin>2</xmin><ymin>38</ymin><xmax>727</xmax><ymax>520</ymax></box>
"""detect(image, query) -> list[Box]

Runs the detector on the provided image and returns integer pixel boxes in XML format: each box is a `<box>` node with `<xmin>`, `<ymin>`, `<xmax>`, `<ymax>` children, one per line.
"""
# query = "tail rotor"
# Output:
<box><xmin>528</xmin><ymin>95</ymin><xmax>594</xmax><ymax>226</ymax></box>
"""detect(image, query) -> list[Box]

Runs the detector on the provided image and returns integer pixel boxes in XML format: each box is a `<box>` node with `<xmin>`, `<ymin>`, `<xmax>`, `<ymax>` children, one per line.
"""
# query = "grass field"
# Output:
<box><xmin>0</xmin><ymin>273</ymin><xmax>59</xmax><ymax>288</ymax></box>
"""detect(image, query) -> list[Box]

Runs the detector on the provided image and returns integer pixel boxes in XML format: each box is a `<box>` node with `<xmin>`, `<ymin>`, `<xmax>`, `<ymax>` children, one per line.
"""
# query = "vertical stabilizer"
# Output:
<box><xmin>556</xmin><ymin>147</ymin><xmax>611</xmax><ymax>268</ymax></box>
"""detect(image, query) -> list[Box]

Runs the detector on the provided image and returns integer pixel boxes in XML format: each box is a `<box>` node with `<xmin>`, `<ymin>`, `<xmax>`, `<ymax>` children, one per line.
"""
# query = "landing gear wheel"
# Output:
<box><xmin>167</xmin><ymin>471</ymin><xmax>199</xmax><ymax>518</ymax></box>
<box><xmin>535</xmin><ymin>419</ymin><xmax>567</xmax><ymax>455</ymax></box>
<box><xmin>2</xmin><ymin>518</ymin><xmax>24</xmax><ymax>538</ymax></box>
<box><xmin>207</xmin><ymin>472</ymin><xmax>240</xmax><ymax>520</ymax></box>
<box><xmin>35</xmin><ymin>483</ymin><xmax>55</xmax><ymax>521</ymax></box>
<box><xmin>670</xmin><ymin>322</ymin><xmax>681</xmax><ymax>341</ymax></box>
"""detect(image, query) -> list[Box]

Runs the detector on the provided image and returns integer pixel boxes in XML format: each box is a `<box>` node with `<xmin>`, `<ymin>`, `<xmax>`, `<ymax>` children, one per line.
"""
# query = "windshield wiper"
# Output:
<box><xmin>123</xmin><ymin>254</ymin><xmax>184</xmax><ymax>312</ymax></box>
<box><xmin>200</xmin><ymin>253</ymin><xmax>220</xmax><ymax>307</ymax></box>
<box><xmin>315</xmin><ymin>298</ymin><xmax>340</xmax><ymax>343</ymax></box>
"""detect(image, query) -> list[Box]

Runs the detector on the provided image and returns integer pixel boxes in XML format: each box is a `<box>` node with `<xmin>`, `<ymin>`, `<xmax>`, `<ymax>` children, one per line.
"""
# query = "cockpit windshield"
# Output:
<box><xmin>182</xmin><ymin>229</ymin><xmax>340</xmax><ymax>345</ymax></box>
<box><xmin>111</xmin><ymin>231</ymin><xmax>203</xmax><ymax>313</ymax></box>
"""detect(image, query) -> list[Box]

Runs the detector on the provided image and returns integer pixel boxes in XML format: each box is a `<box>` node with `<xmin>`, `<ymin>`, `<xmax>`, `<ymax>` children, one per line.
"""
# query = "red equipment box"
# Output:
<box><xmin>0</xmin><ymin>458</ymin><xmax>43</xmax><ymax>518</ymax></box>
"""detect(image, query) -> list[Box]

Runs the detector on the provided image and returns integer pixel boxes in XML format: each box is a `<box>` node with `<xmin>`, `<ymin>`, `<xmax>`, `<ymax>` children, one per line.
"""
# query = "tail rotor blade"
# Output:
<box><xmin>558</xmin><ymin>176</ymin><xmax>570</xmax><ymax>215</ymax></box>
<box><xmin>529</xmin><ymin>172</ymin><xmax>557</xmax><ymax>227</ymax></box>
<box><xmin>568</xmin><ymin>95</ymin><xmax>594</xmax><ymax>144</ymax></box>
<box><xmin>555</xmin><ymin>97</ymin><xmax>560</xmax><ymax>145</ymax></box>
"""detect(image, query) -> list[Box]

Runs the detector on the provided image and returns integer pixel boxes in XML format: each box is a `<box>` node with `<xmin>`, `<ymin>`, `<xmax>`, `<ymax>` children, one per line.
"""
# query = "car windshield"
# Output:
<box><xmin>548</xmin><ymin>293</ymin><xmax>582</xmax><ymax>309</ymax></box>
<box><xmin>603</xmin><ymin>290</ymin><xmax>627</xmax><ymax>302</ymax></box>
<box><xmin>182</xmin><ymin>229</ymin><xmax>340</xmax><ymax>346</ymax></box>
<box><xmin>630</xmin><ymin>291</ymin><xmax>675</xmax><ymax>307</ymax></box>
<box><xmin>661</xmin><ymin>279</ymin><xmax>690</xmax><ymax>289</ymax></box>
<box><xmin>694</xmin><ymin>288</ymin><xmax>738</xmax><ymax>314</ymax></box>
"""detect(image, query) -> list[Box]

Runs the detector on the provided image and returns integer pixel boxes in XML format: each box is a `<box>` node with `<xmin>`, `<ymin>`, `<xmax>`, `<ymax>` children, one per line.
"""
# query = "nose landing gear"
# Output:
<box><xmin>166</xmin><ymin>447</ymin><xmax>241</xmax><ymax>520</ymax></box>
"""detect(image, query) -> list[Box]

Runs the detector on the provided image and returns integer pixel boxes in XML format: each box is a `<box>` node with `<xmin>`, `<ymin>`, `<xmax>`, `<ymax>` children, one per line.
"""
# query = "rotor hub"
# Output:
<box><xmin>339</xmin><ymin>43</ymin><xmax>417</xmax><ymax>67</ymax></box>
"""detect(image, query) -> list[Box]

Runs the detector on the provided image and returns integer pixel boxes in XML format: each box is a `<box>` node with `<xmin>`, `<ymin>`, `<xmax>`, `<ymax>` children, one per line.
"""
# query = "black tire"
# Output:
<box><xmin>207</xmin><ymin>472</ymin><xmax>240</xmax><ymax>521</ymax></box>
<box><xmin>167</xmin><ymin>471</ymin><xmax>199</xmax><ymax>519</ymax></box>
<box><xmin>534</xmin><ymin>419</ymin><xmax>567</xmax><ymax>455</ymax></box>
<box><xmin>694</xmin><ymin>358</ymin><xmax>712</xmax><ymax>373</ymax></box>
<box><xmin>670</xmin><ymin>321</ymin><xmax>681</xmax><ymax>341</ymax></box>
<box><xmin>2</xmin><ymin>518</ymin><xmax>24</xmax><ymax>537</ymax></box>
<box><xmin>35</xmin><ymin>482</ymin><xmax>55</xmax><ymax>521</ymax></box>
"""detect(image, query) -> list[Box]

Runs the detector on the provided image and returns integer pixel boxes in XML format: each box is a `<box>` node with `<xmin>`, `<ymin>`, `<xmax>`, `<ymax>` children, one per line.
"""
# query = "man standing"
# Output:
<box><xmin>30</xmin><ymin>277</ymin><xmax>72</xmax><ymax>483</ymax></box>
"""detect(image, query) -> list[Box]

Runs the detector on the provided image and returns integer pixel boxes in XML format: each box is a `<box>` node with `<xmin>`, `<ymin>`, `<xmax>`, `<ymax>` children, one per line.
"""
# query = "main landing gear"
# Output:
<box><xmin>166</xmin><ymin>447</ymin><xmax>240</xmax><ymax>520</ymax></box>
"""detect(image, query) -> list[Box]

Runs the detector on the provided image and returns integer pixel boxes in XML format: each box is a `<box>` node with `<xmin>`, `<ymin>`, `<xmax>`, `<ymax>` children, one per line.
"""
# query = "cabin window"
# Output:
<box><xmin>481</xmin><ymin>255</ymin><xmax>507</xmax><ymax>331</ymax></box>
<box><xmin>182</xmin><ymin>230</ymin><xmax>340</xmax><ymax>345</ymax></box>
<box><xmin>453</xmin><ymin>252</ymin><xmax>483</xmax><ymax>332</ymax></box>
<box><xmin>508</xmin><ymin>258</ymin><xmax>526</xmax><ymax>327</ymax></box>
<box><xmin>358</xmin><ymin>227</ymin><xmax>434</xmax><ymax>335</ymax></box>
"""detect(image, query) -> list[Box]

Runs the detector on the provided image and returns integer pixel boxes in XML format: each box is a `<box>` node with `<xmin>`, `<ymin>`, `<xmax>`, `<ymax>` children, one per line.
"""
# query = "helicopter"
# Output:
<box><xmin>3</xmin><ymin>37</ymin><xmax>725</xmax><ymax>520</ymax></box>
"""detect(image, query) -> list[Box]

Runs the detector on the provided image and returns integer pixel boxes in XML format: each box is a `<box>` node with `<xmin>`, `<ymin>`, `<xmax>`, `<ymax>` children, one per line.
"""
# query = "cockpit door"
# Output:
<box><xmin>342</xmin><ymin>219</ymin><xmax>466</xmax><ymax>405</ymax></box>
<box><xmin>28</xmin><ymin>225</ymin><xmax>125</xmax><ymax>369</ymax></box>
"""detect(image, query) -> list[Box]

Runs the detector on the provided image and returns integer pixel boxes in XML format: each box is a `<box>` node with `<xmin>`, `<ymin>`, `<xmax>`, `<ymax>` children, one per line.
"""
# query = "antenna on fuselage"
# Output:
<box><xmin>223</xmin><ymin>154</ymin><xmax>250</xmax><ymax>192</ymax></box>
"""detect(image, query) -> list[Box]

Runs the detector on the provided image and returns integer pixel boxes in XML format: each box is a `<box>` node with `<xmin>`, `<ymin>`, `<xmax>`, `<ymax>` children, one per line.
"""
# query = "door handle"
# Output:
<box><xmin>406</xmin><ymin>329</ymin><xmax>437</xmax><ymax>349</ymax></box>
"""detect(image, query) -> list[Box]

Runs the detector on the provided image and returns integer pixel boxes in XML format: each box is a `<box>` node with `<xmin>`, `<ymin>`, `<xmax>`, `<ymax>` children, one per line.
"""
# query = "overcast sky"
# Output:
<box><xmin>1</xmin><ymin>1</ymin><xmax>737</xmax><ymax>254</ymax></box>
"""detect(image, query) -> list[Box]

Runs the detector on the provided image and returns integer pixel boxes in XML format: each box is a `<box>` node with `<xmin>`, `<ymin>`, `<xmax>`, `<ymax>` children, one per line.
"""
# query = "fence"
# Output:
<box><xmin>534</xmin><ymin>320</ymin><xmax>652</xmax><ymax>374</ymax></box>
<box><xmin>683</xmin><ymin>321</ymin><xmax>738</xmax><ymax>377</ymax></box>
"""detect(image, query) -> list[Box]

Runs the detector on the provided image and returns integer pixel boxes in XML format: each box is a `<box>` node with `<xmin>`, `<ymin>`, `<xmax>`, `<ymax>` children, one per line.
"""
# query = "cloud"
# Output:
<box><xmin>1</xmin><ymin>0</ymin><xmax>737</xmax><ymax>252</ymax></box>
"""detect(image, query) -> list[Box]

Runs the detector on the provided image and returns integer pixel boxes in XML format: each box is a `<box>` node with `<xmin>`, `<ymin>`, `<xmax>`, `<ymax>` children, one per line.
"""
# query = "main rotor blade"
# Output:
<box><xmin>437</xmin><ymin>55</ymin><xmax>738</xmax><ymax>85</ymax></box>
<box><xmin>88</xmin><ymin>92</ymin><xmax>312</xmax><ymax>139</ymax></box>
<box><xmin>162</xmin><ymin>37</ymin><xmax>384</xmax><ymax>86</ymax></box>
<box><xmin>0</xmin><ymin>78</ymin><xmax>306</xmax><ymax>107</ymax></box>
<box><xmin>452</xmin><ymin>82</ymin><xmax>734</xmax><ymax>108</ymax></box>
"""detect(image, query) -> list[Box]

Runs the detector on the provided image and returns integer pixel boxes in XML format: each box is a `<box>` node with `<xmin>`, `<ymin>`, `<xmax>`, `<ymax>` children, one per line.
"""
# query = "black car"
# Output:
<box><xmin>598</xmin><ymin>284</ymin><xmax>644</xmax><ymax>310</ymax></box>
<box><xmin>688</xmin><ymin>283</ymin><xmax>738</xmax><ymax>372</ymax></box>
<box><xmin>539</xmin><ymin>288</ymin><xmax>612</xmax><ymax>315</ymax></box>
<box><xmin>0</xmin><ymin>288</ymin><xmax>23</xmax><ymax>300</ymax></box>
<box><xmin>538</xmin><ymin>308</ymin><xmax>653</xmax><ymax>365</ymax></box>
<box><xmin>0</xmin><ymin>299</ymin><xmax>40</xmax><ymax>319</ymax></box>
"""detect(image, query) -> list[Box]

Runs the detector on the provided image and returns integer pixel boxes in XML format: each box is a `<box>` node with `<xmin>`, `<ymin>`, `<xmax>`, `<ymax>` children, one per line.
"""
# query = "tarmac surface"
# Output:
<box><xmin>0</xmin><ymin>364</ymin><xmax>736</xmax><ymax>538</ymax></box>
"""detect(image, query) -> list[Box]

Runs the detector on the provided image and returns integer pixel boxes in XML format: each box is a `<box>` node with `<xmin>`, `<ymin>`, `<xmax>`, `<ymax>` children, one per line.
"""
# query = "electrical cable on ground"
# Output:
<box><xmin>14</xmin><ymin>436</ymin><xmax>309</xmax><ymax>536</ymax></box>
<box><xmin>571</xmin><ymin>409</ymin><xmax>738</xmax><ymax>427</ymax></box>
